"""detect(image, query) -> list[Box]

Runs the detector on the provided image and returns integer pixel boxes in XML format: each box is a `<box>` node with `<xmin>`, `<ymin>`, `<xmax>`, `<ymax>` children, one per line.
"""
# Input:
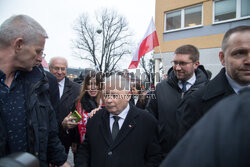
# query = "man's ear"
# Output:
<box><xmin>193</xmin><ymin>60</ymin><xmax>200</xmax><ymax>70</ymax></box>
<box><xmin>219</xmin><ymin>51</ymin><xmax>225</xmax><ymax>66</ymax></box>
<box><xmin>14</xmin><ymin>38</ymin><xmax>24</xmax><ymax>51</ymax></box>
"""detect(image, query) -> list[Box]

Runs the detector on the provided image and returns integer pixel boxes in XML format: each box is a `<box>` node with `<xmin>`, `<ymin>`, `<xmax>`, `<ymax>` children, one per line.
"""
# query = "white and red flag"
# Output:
<box><xmin>128</xmin><ymin>18</ymin><xmax>159</xmax><ymax>69</ymax></box>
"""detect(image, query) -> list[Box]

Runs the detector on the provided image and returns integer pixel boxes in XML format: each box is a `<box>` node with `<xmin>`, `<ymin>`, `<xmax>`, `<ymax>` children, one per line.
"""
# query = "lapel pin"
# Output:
<box><xmin>128</xmin><ymin>125</ymin><xmax>132</xmax><ymax>128</ymax></box>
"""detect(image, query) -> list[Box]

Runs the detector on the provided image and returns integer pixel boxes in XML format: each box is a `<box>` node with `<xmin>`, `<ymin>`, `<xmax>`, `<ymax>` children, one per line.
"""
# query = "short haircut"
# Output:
<box><xmin>49</xmin><ymin>57</ymin><xmax>68</xmax><ymax>68</ymax></box>
<box><xmin>0</xmin><ymin>15</ymin><xmax>48</xmax><ymax>48</ymax></box>
<box><xmin>104</xmin><ymin>74</ymin><xmax>130</xmax><ymax>92</ymax></box>
<box><xmin>222</xmin><ymin>26</ymin><xmax>250</xmax><ymax>52</ymax></box>
<box><xmin>175</xmin><ymin>44</ymin><xmax>199</xmax><ymax>62</ymax></box>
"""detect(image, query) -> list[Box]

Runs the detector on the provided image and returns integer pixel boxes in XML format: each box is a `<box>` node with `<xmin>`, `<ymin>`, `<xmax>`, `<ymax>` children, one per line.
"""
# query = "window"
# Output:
<box><xmin>166</xmin><ymin>11</ymin><xmax>181</xmax><ymax>30</ymax></box>
<box><xmin>185</xmin><ymin>6</ymin><xmax>202</xmax><ymax>27</ymax></box>
<box><xmin>165</xmin><ymin>5</ymin><xmax>202</xmax><ymax>31</ymax></box>
<box><xmin>241</xmin><ymin>0</ymin><xmax>250</xmax><ymax>17</ymax></box>
<box><xmin>214</xmin><ymin>0</ymin><xmax>250</xmax><ymax>23</ymax></box>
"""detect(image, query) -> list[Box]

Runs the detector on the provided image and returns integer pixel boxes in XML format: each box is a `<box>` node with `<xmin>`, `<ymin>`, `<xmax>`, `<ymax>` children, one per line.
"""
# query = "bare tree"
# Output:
<box><xmin>73</xmin><ymin>9</ymin><xmax>132</xmax><ymax>74</ymax></box>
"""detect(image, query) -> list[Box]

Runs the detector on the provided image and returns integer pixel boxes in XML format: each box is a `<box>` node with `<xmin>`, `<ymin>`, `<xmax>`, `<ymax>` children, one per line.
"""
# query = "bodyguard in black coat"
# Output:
<box><xmin>178</xmin><ymin>26</ymin><xmax>250</xmax><ymax>138</ymax></box>
<box><xmin>76</xmin><ymin>74</ymin><xmax>162</xmax><ymax>167</ymax></box>
<box><xmin>160</xmin><ymin>88</ymin><xmax>250</xmax><ymax>167</ymax></box>
<box><xmin>178</xmin><ymin>68</ymin><xmax>235</xmax><ymax>138</ymax></box>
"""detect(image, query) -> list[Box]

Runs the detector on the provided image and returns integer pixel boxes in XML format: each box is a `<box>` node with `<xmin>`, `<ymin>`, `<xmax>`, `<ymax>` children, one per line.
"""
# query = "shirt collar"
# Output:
<box><xmin>225</xmin><ymin>71</ymin><xmax>250</xmax><ymax>94</ymax></box>
<box><xmin>110</xmin><ymin>103</ymin><xmax>130</xmax><ymax>120</ymax></box>
<box><xmin>0</xmin><ymin>70</ymin><xmax>20</xmax><ymax>84</ymax></box>
<box><xmin>178</xmin><ymin>73</ymin><xmax>196</xmax><ymax>85</ymax></box>
<box><xmin>0</xmin><ymin>70</ymin><xmax>6</xmax><ymax>83</ymax></box>
<box><xmin>58</xmin><ymin>77</ymin><xmax>65</xmax><ymax>87</ymax></box>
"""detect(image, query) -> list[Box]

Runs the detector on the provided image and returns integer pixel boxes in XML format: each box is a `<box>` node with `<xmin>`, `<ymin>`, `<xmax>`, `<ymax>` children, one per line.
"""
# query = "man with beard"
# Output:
<box><xmin>146</xmin><ymin>45</ymin><xmax>209</xmax><ymax>157</ymax></box>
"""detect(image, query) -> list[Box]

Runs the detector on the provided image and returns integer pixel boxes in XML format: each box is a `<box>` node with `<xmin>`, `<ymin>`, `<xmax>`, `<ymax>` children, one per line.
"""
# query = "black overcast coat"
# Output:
<box><xmin>146</xmin><ymin>65</ymin><xmax>208</xmax><ymax>156</ymax></box>
<box><xmin>160</xmin><ymin>88</ymin><xmax>250</xmax><ymax>167</ymax></box>
<box><xmin>178</xmin><ymin>68</ymin><xmax>236</xmax><ymax>139</ymax></box>
<box><xmin>75</xmin><ymin>105</ymin><xmax>162</xmax><ymax>167</ymax></box>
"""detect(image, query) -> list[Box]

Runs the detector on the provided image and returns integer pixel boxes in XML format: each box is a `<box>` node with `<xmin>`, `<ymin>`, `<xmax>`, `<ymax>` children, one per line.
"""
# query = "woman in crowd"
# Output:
<box><xmin>71</xmin><ymin>70</ymin><xmax>103</xmax><ymax>156</ymax></box>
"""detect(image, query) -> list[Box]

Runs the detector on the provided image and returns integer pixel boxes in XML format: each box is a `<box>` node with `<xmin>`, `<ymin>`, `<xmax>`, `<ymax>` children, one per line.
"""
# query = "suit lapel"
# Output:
<box><xmin>99</xmin><ymin>110</ymin><xmax>113</xmax><ymax>147</ymax></box>
<box><xmin>60</xmin><ymin>78</ymin><xmax>71</xmax><ymax>102</ymax></box>
<box><xmin>111</xmin><ymin>106</ymin><xmax>138</xmax><ymax>150</ymax></box>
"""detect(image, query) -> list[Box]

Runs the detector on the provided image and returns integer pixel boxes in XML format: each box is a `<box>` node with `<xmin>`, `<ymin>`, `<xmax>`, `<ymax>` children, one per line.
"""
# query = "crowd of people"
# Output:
<box><xmin>0</xmin><ymin>14</ymin><xmax>250</xmax><ymax>167</ymax></box>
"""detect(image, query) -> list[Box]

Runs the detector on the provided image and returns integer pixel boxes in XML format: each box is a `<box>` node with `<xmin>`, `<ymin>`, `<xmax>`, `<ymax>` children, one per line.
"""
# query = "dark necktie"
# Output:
<box><xmin>112</xmin><ymin>116</ymin><xmax>120</xmax><ymax>140</ymax></box>
<box><xmin>182</xmin><ymin>81</ymin><xmax>188</xmax><ymax>92</ymax></box>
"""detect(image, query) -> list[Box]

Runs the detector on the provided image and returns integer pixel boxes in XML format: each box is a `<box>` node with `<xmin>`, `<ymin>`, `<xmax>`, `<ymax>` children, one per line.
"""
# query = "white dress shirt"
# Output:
<box><xmin>58</xmin><ymin>78</ymin><xmax>65</xmax><ymax>98</ymax></box>
<box><xmin>133</xmin><ymin>96</ymin><xmax>139</xmax><ymax>105</ymax></box>
<box><xmin>109</xmin><ymin>103</ymin><xmax>130</xmax><ymax>132</ymax></box>
<box><xmin>178</xmin><ymin>73</ymin><xmax>196</xmax><ymax>91</ymax></box>
<box><xmin>225</xmin><ymin>72</ymin><xmax>250</xmax><ymax>94</ymax></box>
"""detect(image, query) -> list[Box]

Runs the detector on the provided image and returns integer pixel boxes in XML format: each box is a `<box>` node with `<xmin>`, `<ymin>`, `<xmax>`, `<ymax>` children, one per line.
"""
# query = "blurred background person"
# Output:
<box><xmin>130</xmin><ymin>82</ymin><xmax>148</xmax><ymax>109</ymax></box>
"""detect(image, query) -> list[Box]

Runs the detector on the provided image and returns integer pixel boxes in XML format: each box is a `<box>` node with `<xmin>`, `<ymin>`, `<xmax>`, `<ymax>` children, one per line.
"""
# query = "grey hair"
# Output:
<box><xmin>49</xmin><ymin>57</ymin><xmax>68</xmax><ymax>68</ymax></box>
<box><xmin>104</xmin><ymin>74</ymin><xmax>131</xmax><ymax>91</ymax></box>
<box><xmin>0</xmin><ymin>14</ymin><xmax>48</xmax><ymax>47</ymax></box>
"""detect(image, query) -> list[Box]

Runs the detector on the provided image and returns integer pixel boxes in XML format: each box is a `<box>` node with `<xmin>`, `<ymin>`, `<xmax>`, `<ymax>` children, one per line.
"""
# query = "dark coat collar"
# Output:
<box><xmin>202</xmin><ymin>68</ymin><xmax>235</xmax><ymax>101</ymax></box>
<box><xmin>167</xmin><ymin>65</ymin><xmax>208</xmax><ymax>89</ymax></box>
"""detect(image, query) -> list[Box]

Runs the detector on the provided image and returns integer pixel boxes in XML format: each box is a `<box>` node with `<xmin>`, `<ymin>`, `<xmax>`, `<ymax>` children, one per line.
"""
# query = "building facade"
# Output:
<box><xmin>154</xmin><ymin>0</ymin><xmax>250</xmax><ymax>82</ymax></box>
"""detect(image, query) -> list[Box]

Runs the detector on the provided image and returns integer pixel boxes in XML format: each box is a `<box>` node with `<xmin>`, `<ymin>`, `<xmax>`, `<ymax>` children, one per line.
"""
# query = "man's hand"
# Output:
<box><xmin>89</xmin><ymin>106</ymin><xmax>102</xmax><ymax>118</ymax></box>
<box><xmin>62</xmin><ymin>112</ymin><xmax>79</xmax><ymax>129</ymax></box>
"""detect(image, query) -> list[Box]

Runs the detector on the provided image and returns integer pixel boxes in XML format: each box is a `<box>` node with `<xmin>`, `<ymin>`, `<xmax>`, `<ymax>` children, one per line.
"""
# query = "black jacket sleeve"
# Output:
<box><xmin>47</xmin><ymin>107</ymin><xmax>68</xmax><ymax>166</ymax></box>
<box><xmin>75</xmin><ymin>122</ymin><xmax>91</xmax><ymax>167</ymax></box>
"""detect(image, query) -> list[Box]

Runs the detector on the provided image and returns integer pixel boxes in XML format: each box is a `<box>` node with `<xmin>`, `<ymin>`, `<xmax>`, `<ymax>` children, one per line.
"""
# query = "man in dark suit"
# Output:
<box><xmin>49</xmin><ymin>57</ymin><xmax>81</xmax><ymax>154</ymax></box>
<box><xmin>178</xmin><ymin>25</ymin><xmax>250</xmax><ymax>139</ymax></box>
<box><xmin>76</xmin><ymin>74</ymin><xmax>162</xmax><ymax>167</ymax></box>
<box><xmin>160</xmin><ymin>88</ymin><xmax>250</xmax><ymax>167</ymax></box>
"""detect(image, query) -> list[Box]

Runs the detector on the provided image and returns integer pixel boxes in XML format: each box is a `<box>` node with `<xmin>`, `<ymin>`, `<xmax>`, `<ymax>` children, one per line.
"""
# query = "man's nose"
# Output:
<box><xmin>175</xmin><ymin>64</ymin><xmax>182</xmax><ymax>70</ymax></box>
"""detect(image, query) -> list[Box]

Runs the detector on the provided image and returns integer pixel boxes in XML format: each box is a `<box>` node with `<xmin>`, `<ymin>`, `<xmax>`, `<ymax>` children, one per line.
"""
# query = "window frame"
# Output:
<box><xmin>164</xmin><ymin>4</ymin><xmax>203</xmax><ymax>33</ymax></box>
<box><xmin>213</xmin><ymin>0</ymin><xmax>250</xmax><ymax>24</ymax></box>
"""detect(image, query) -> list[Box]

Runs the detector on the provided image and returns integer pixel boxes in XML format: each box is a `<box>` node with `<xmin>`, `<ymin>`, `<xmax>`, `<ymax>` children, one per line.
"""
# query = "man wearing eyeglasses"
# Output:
<box><xmin>49</xmin><ymin>57</ymin><xmax>81</xmax><ymax>156</ymax></box>
<box><xmin>146</xmin><ymin>44</ymin><xmax>209</xmax><ymax>158</ymax></box>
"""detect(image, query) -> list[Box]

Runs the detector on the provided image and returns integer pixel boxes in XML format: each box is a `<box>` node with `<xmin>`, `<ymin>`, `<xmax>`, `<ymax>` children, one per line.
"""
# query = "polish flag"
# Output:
<box><xmin>128</xmin><ymin>18</ymin><xmax>159</xmax><ymax>69</ymax></box>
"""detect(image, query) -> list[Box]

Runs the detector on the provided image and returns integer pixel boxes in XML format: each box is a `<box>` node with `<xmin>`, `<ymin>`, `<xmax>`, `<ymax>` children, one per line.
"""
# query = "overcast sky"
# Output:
<box><xmin>0</xmin><ymin>0</ymin><xmax>155</xmax><ymax>69</ymax></box>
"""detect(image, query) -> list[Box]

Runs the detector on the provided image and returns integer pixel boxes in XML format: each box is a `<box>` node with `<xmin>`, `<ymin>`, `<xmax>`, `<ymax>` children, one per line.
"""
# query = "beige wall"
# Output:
<box><xmin>155</xmin><ymin>0</ymin><xmax>222</xmax><ymax>53</ymax></box>
<box><xmin>156</xmin><ymin>34</ymin><xmax>224</xmax><ymax>52</ymax></box>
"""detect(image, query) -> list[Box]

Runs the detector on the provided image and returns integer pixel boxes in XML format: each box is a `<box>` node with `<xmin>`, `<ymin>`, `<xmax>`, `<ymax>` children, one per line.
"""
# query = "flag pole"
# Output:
<box><xmin>158</xmin><ymin>45</ymin><xmax>166</xmax><ymax>75</ymax></box>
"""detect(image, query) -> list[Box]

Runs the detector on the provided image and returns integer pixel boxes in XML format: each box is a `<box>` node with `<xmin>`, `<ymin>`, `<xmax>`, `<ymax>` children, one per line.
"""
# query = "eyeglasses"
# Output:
<box><xmin>52</xmin><ymin>67</ymin><xmax>66</xmax><ymax>71</ymax></box>
<box><xmin>171</xmin><ymin>61</ymin><xmax>193</xmax><ymax>67</ymax></box>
